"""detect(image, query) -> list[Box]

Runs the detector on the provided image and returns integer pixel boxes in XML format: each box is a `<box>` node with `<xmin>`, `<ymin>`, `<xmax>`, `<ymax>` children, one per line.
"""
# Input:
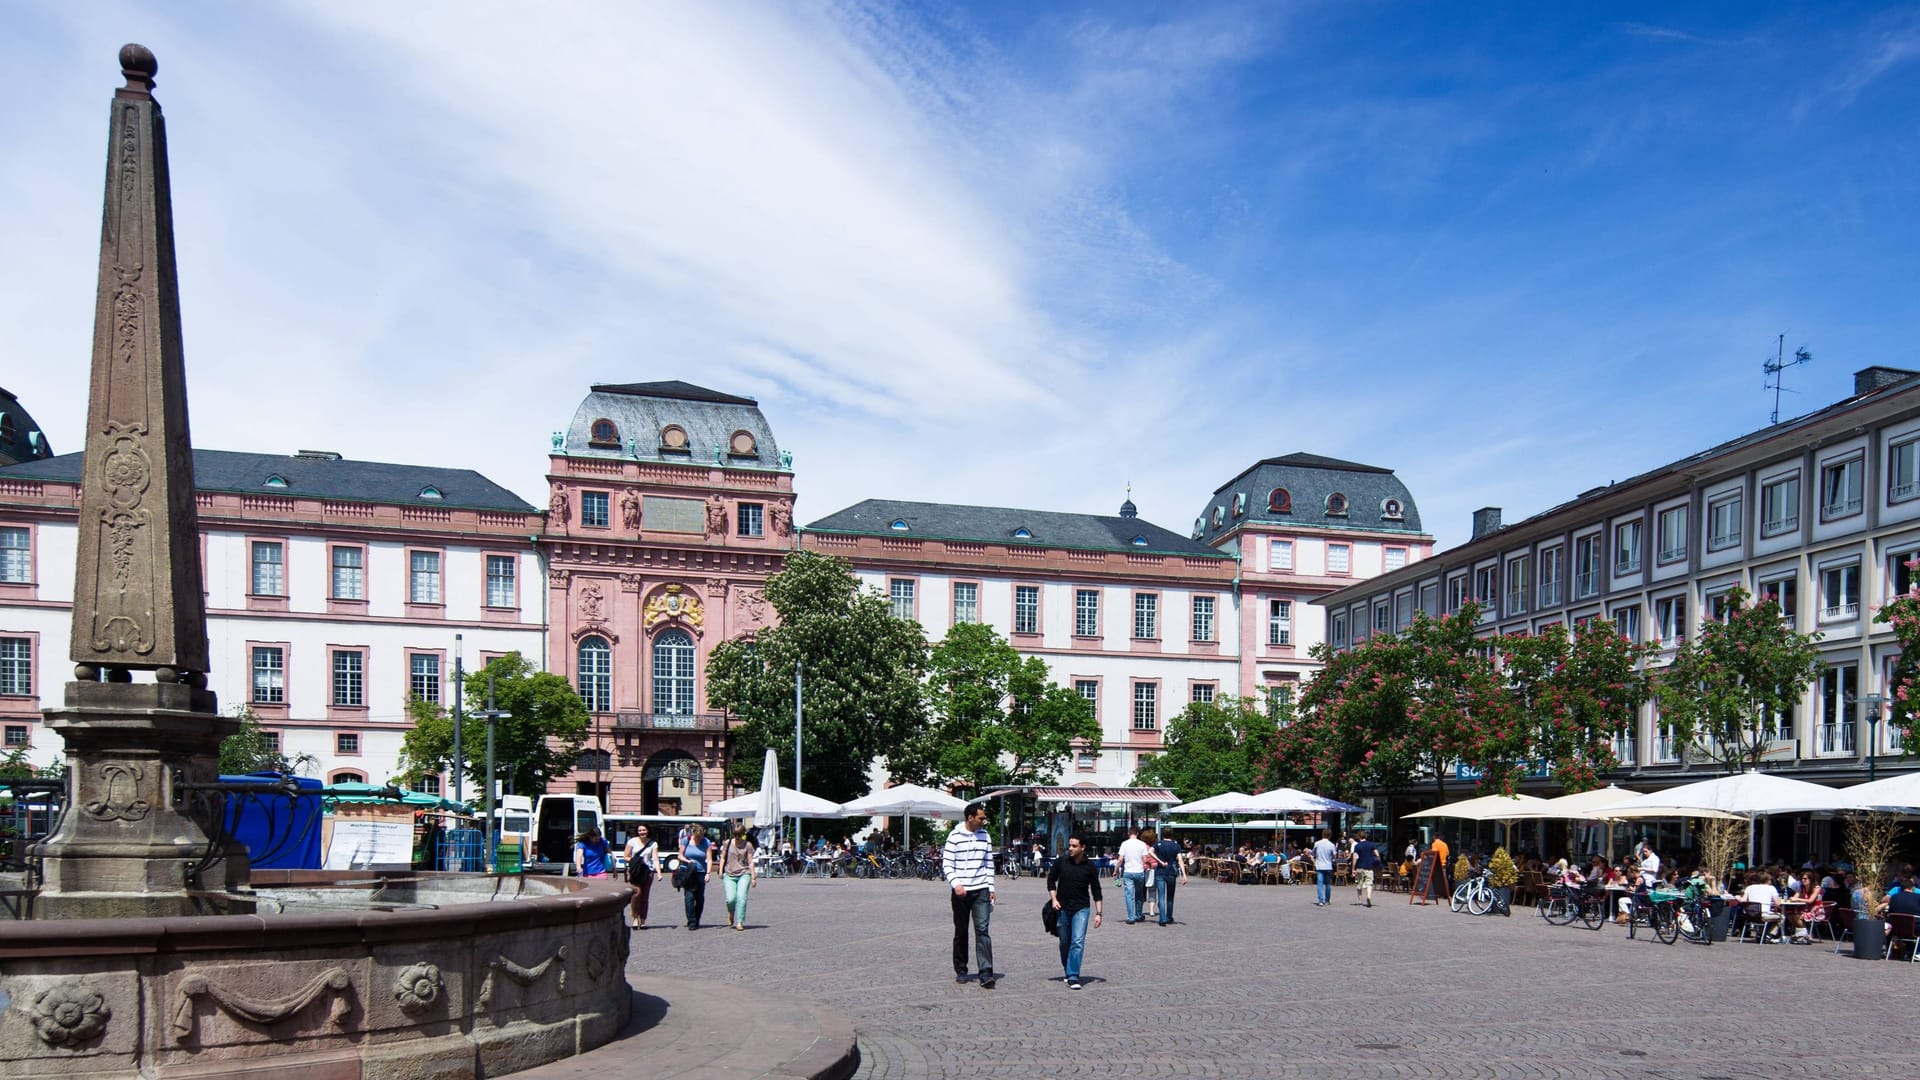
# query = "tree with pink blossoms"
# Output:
<box><xmin>1872</xmin><ymin>567</ymin><xmax>1920</xmax><ymax>759</ymax></box>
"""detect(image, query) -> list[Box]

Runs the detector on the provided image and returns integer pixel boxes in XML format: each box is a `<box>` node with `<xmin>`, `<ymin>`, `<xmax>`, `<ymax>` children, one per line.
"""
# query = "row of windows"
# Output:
<box><xmin>573</xmin><ymin>489</ymin><xmax>772</xmax><ymax>538</ymax></box>
<box><xmin>575</xmin><ymin>631</ymin><xmax>697</xmax><ymax>715</ymax></box>
<box><xmin>1200</xmin><ymin>491</ymin><xmax>1405</xmax><ymax>532</ymax></box>
<box><xmin>1265</xmin><ymin>539</ymin><xmax>1404</xmax><ymax>575</ymax></box>
<box><xmin>885</xmin><ymin>581</ymin><xmax>1226</xmax><ymax>642</ymax></box>
<box><xmin>244</xmin><ymin>646</ymin><xmax>451</xmax><ymax>709</ymax></box>
<box><xmin>248</xmin><ymin>544</ymin><xmax>517</xmax><ymax>607</ymax></box>
<box><xmin>1334</xmin><ymin>544</ymin><xmax>1908</xmax><ymax>651</ymax></box>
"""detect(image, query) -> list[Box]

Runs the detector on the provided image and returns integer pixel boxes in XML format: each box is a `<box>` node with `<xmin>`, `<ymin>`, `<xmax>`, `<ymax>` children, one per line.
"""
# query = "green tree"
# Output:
<box><xmin>1654</xmin><ymin>587</ymin><xmax>1823</xmax><ymax>771</ymax></box>
<box><xmin>706</xmin><ymin>551</ymin><xmax>929</xmax><ymax>804</ymax></box>
<box><xmin>1873</xmin><ymin>570</ymin><xmax>1920</xmax><ymax>759</ymax></box>
<box><xmin>891</xmin><ymin>622</ymin><xmax>1100</xmax><ymax>795</ymax></box>
<box><xmin>397</xmin><ymin>652</ymin><xmax>590</xmax><ymax>797</ymax></box>
<box><xmin>217</xmin><ymin>705</ymin><xmax>316</xmax><ymax>776</ymax></box>
<box><xmin>1135</xmin><ymin>696</ymin><xmax>1277</xmax><ymax>802</ymax></box>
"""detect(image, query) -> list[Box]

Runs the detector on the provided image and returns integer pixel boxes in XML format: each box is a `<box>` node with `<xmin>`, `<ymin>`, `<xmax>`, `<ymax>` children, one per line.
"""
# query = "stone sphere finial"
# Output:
<box><xmin>119</xmin><ymin>44</ymin><xmax>157</xmax><ymax>91</ymax></box>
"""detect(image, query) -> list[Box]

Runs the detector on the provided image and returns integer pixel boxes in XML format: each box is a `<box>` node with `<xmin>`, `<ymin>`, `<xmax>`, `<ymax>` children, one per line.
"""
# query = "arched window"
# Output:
<box><xmin>1326</xmin><ymin>492</ymin><xmax>1349</xmax><ymax>516</ymax></box>
<box><xmin>1012</xmin><ymin>527</ymin><xmax>1033</xmax><ymax>540</ymax></box>
<box><xmin>729</xmin><ymin>429</ymin><xmax>758</xmax><ymax>455</ymax></box>
<box><xmin>589</xmin><ymin>418</ymin><xmax>620</xmax><ymax>447</ymax></box>
<box><xmin>659</xmin><ymin>425</ymin><xmax>689</xmax><ymax>451</ymax></box>
<box><xmin>890</xmin><ymin>519</ymin><xmax>910</xmax><ymax>531</ymax></box>
<box><xmin>1232</xmin><ymin>492</ymin><xmax>1247</xmax><ymax>518</ymax></box>
<box><xmin>264</xmin><ymin>474</ymin><xmax>289</xmax><ymax>489</ymax></box>
<box><xmin>1268</xmin><ymin>488</ymin><xmax>1291</xmax><ymax>513</ymax></box>
<box><xmin>0</xmin><ymin>414</ymin><xmax>14</xmax><ymax>440</ymax></box>
<box><xmin>577</xmin><ymin>636</ymin><xmax>611</xmax><ymax>712</ymax></box>
<box><xmin>418</xmin><ymin>485</ymin><xmax>443</xmax><ymax>500</ymax></box>
<box><xmin>1382</xmin><ymin>497</ymin><xmax>1404</xmax><ymax>520</ymax></box>
<box><xmin>330</xmin><ymin>770</ymin><xmax>366</xmax><ymax>785</ymax></box>
<box><xmin>652</xmin><ymin>629</ymin><xmax>696</xmax><ymax>716</ymax></box>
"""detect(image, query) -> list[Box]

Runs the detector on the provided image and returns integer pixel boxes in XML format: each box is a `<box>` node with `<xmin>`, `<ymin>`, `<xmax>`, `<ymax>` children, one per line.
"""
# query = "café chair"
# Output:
<box><xmin>1886</xmin><ymin>912</ymin><xmax>1920</xmax><ymax>961</ymax></box>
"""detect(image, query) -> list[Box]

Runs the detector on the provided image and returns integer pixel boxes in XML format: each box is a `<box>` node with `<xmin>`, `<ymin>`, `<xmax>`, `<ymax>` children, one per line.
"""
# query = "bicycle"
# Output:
<box><xmin>1541</xmin><ymin>881</ymin><xmax>1607</xmax><ymax>929</ymax></box>
<box><xmin>1451</xmin><ymin>867</ymin><xmax>1495</xmax><ymax>915</ymax></box>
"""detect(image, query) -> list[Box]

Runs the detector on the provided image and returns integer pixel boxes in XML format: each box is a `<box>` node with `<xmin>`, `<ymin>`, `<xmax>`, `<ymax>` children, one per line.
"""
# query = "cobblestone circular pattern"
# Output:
<box><xmin>625</xmin><ymin>876</ymin><xmax>1915</xmax><ymax>1079</ymax></box>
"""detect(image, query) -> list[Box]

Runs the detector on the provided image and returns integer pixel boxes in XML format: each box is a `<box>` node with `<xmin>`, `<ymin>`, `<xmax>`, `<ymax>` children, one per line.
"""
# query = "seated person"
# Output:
<box><xmin>1741</xmin><ymin>871</ymin><xmax>1785</xmax><ymax>941</ymax></box>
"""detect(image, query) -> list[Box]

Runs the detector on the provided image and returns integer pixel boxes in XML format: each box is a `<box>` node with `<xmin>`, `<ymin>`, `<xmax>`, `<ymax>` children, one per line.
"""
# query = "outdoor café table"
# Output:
<box><xmin>1780</xmin><ymin>898</ymin><xmax>1810</xmax><ymax>937</ymax></box>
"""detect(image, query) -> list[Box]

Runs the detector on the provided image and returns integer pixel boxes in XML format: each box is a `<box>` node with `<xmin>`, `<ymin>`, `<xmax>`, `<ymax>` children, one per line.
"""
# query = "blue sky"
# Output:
<box><xmin>2</xmin><ymin>2</ymin><xmax>1917</xmax><ymax>548</ymax></box>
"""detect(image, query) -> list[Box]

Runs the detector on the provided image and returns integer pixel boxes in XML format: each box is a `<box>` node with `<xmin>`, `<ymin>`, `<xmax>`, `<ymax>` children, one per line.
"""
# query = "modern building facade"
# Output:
<box><xmin>0</xmin><ymin>448</ymin><xmax>545</xmax><ymax>785</ymax></box>
<box><xmin>1318</xmin><ymin>366</ymin><xmax>1920</xmax><ymax>812</ymax></box>
<box><xmin>1190</xmin><ymin>453</ymin><xmax>1434</xmax><ymax>706</ymax></box>
<box><xmin>540</xmin><ymin>381</ymin><xmax>795</xmax><ymax>814</ymax></box>
<box><xmin>803</xmin><ymin>498</ymin><xmax>1239</xmax><ymax>787</ymax></box>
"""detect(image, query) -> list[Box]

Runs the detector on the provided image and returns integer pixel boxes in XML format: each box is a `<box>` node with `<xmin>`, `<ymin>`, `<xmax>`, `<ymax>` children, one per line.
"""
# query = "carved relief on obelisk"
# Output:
<box><xmin>69</xmin><ymin>43</ymin><xmax>210</xmax><ymax>680</ymax></box>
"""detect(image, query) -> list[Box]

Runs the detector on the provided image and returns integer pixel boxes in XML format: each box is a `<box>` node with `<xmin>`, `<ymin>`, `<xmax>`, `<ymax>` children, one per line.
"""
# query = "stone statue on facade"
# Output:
<box><xmin>620</xmin><ymin>489</ymin><xmax>641</xmax><ymax>530</ymax></box>
<box><xmin>705</xmin><ymin>494</ymin><xmax>726</xmax><ymax>536</ymax></box>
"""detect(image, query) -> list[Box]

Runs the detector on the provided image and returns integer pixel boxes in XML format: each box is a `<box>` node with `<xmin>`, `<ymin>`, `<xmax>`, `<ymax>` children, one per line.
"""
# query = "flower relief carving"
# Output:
<box><xmin>392</xmin><ymin>963</ymin><xmax>444</xmax><ymax>1015</ymax></box>
<box><xmin>549</xmin><ymin>568</ymin><xmax>571</xmax><ymax>588</ymax></box>
<box><xmin>619</xmin><ymin>573</ymin><xmax>644</xmax><ymax>594</ymax></box>
<box><xmin>31</xmin><ymin>983</ymin><xmax>111</xmax><ymax>1048</ymax></box>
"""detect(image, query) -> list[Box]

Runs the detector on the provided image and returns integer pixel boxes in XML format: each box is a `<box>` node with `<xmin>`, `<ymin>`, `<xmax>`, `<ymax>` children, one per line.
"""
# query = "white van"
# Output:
<box><xmin>493</xmin><ymin>795</ymin><xmax>533</xmax><ymax>862</ymax></box>
<box><xmin>531</xmin><ymin>794</ymin><xmax>604</xmax><ymax>871</ymax></box>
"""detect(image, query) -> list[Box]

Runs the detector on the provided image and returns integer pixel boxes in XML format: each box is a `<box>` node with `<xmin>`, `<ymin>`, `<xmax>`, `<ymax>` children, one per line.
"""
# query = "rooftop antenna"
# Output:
<box><xmin>1763</xmin><ymin>334</ymin><xmax>1812</xmax><ymax>425</ymax></box>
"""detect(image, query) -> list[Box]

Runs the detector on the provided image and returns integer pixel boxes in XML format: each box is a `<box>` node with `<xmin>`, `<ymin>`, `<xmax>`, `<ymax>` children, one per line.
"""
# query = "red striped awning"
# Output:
<box><xmin>1028</xmin><ymin>787</ymin><xmax>1178</xmax><ymax>805</ymax></box>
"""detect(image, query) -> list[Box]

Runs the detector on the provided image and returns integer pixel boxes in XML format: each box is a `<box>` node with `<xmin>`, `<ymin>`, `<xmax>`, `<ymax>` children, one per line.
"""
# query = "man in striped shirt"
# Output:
<box><xmin>943</xmin><ymin>801</ymin><xmax>997</xmax><ymax>988</ymax></box>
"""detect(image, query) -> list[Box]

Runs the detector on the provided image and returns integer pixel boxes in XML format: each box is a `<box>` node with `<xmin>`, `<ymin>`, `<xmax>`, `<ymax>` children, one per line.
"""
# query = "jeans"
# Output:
<box><xmin>1122</xmin><ymin>871</ymin><xmax>1146</xmax><ymax>921</ymax></box>
<box><xmin>1315</xmin><ymin>868</ymin><xmax>1332</xmax><ymax>905</ymax></box>
<box><xmin>950</xmin><ymin>888</ymin><xmax>994</xmax><ymax>976</ymax></box>
<box><xmin>1058</xmin><ymin>907</ymin><xmax>1091</xmax><ymax>980</ymax></box>
<box><xmin>723</xmin><ymin>873</ymin><xmax>751</xmax><ymax>926</ymax></box>
<box><xmin>682</xmin><ymin>873</ymin><xmax>707</xmax><ymax>927</ymax></box>
<box><xmin>1156</xmin><ymin>874</ymin><xmax>1178</xmax><ymax>924</ymax></box>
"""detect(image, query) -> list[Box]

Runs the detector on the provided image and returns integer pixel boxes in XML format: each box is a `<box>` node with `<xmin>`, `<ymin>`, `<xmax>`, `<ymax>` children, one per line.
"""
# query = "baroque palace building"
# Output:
<box><xmin>1318</xmin><ymin>366</ymin><xmax>1920</xmax><ymax>858</ymax></box>
<box><xmin>0</xmin><ymin>376</ymin><xmax>1428</xmax><ymax>810</ymax></box>
<box><xmin>0</xmin><ymin>447</ymin><xmax>545</xmax><ymax>784</ymax></box>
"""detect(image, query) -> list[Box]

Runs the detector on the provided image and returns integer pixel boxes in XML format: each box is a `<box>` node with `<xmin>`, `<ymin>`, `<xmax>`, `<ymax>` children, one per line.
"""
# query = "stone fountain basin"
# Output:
<box><xmin>0</xmin><ymin>872</ymin><xmax>631</xmax><ymax>1080</ymax></box>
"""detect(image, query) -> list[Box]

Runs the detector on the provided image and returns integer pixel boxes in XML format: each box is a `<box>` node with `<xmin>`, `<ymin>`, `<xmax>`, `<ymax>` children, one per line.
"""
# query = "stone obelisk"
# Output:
<box><xmin>34</xmin><ymin>45</ymin><xmax>248</xmax><ymax>918</ymax></box>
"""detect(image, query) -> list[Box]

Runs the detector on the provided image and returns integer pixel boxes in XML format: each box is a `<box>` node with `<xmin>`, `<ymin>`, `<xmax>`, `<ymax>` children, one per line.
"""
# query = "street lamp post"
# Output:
<box><xmin>474</xmin><ymin>674</ymin><xmax>512</xmax><ymax>871</ymax></box>
<box><xmin>451</xmin><ymin>634</ymin><xmax>464</xmax><ymax>807</ymax></box>
<box><xmin>1860</xmin><ymin>692</ymin><xmax>1888</xmax><ymax>780</ymax></box>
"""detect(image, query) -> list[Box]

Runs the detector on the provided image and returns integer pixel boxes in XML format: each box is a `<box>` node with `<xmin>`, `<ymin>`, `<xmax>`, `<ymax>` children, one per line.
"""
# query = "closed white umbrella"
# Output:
<box><xmin>754</xmin><ymin>748</ymin><xmax>782</xmax><ymax>831</ymax></box>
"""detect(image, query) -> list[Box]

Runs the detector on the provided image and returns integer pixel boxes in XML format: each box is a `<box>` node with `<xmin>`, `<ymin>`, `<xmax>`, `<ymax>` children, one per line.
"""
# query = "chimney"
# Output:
<box><xmin>1855</xmin><ymin>366</ymin><xmax>1920</xmax><ymax>397</ymax></box>
<box><xmin>1471</xmin><ymin>507</ymin><xmax>1502</xmax><ymax>541</ymax></box>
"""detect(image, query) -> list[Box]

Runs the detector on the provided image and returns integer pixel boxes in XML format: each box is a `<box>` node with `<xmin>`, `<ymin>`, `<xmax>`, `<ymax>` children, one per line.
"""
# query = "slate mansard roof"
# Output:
<box><xmin>562</xmin><ymin>380</ymin><xmax>785</xmax><ymax>470</ymax></box>
<box><xmin>1193</xmin><ymin>452</ymin><xmax>1426</xmax><ymax>543</ymax></box>
<box><xmin>0</xmin><ymin>449</ymin><xmax>536</xmax><ymax>513</ymax></box>
<box><xmin>806</xmin><ymin>499</ymin><xmax>1231</xmax><ymax>559</ymax></box>
<box><xmin>0</xmin><ymin>387</ymin><xmax>53</xmax><ymax>465</ymax></box>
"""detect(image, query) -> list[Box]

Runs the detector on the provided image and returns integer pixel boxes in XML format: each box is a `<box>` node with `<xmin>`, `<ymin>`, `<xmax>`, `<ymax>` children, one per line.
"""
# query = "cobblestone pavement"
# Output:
<box><xmin>626</xmin><ymin>875</ymin><xmax>1916</xmax><ymax>1079</ymax></box>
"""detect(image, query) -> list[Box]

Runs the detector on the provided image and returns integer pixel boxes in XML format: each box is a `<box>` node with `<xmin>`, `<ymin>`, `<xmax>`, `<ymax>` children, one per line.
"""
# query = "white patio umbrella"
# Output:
<box><xmin>1245</xmin><ymin>787</ymin><xmax>1366</xmax><ymax>815</ymax></box>
<box><xmin>708</xmin><ymin>787</ymin><xmax>845</xmax><ymax>819</ymax></box>
<box><xmin>1604</xmin><ymin>771</ymin><xmax>1858</xmax><ymax>864</ymax></box>
<box><xmin>1841</xmin><ymin>772</ymin><xmax>1920</xmax><ymax>812</ymax></box>
<box><xmin>1405</xmin><ymin>793</ymin><xmax>1554</xmax><ymax>821</ymax></box>
<box><xmin>1163</xmin><ymin>791</ymin><xmax>1269</xmax><ymax>848</ymax></box>
<box><xmin>1501</xmin><ymin>785</ymin><xmax>1645</xmax><ymax>821</ymax></box>
<box><xmin>841</xmin><ymin>782</ymin><xmax>969</xmax><ymax>849</ymax></box>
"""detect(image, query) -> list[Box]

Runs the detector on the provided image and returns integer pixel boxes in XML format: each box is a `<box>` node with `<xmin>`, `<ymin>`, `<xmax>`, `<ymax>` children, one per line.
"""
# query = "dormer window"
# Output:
<box><xmin>263</xmin><ymin>475</ymin><xmax>288</xmax><ymax>489</ymax></box>
<box><xmin>1193</xmin><ymin>518</ymin><xmax>1205</xmax><ymax>537</ymax></box>
<box><xmin>0</xmin><ymin>414</ymin><xmax>13</xmax><ymax>440</ymax></box>
<box><xmin>1382</xmin><ymin>497</ymin><xmax>1404</xmax><ymax>520</ymax></box>
<box><xmin>1326</xmin><ymin>492</ymin><xmax>1349</xmax><ymax>516</ymax></box>
<box><xmin>729</xmin><ymin>430</ymin><xmax>758</xmax><ymax>456</ymax></box>
<box><xmin>1211</xmin><ymin>505</ymin><xmax>1224</xmax><ymax>526</ymax></box>
<box><xmin>890</xmin><ymin>519</ymin><xmax>910</xmax><ymax>531</ymax></box>
<box><xmin>588</xmin><ymin>418</ymin><xmax>620</xmax><ymax>448</ymax></box>
<box><xmin>419</xmin><ymin>486</ymin><xmax>443</xmax><ymax>501</ymax></box>
<box><xmin>1268</xmin><ymin>488</ymin><xmax>1291</xmax><ymax>513</ymax></box>
<box><xmin>659</xmin><ymin>425</ymin><xmax>690</xmax><ymax>452</ymax></box>
<box><xmin>1130</xmin><ymin>536</ymin><xmax>1148</xmax><ymax>547</ymax></box>
<box><xmin>1012</xmin><ymin>527</ymin><xmax>1034</xmax><ymax>540</ymax></box>
<box><xmin>1231</xmin><ymin>493</ymin><xmax>1247</xmax><ymax>518</ymax></box>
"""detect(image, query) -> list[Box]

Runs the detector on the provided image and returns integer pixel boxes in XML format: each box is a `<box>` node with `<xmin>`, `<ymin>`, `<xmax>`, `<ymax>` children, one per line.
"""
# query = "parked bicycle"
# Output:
<box><xmin>1539</xmin><ymin>880</ymin><xmax>1607</xmax><ymax>930</ymax></box>
<box><xmin>1451</xmin><ymin>865</ymin><xmax>1495</xmax><ymax>915</ymax></box>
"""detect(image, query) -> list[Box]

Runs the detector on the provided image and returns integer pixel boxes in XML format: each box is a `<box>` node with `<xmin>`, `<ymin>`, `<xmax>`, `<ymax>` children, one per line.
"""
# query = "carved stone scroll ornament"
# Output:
<box><xmin>704</xmin><ymin>577</ymin><xmax>727</xmax><ymax>597</ymax></box>
<box><xmin>476</xmin><ymin>945</ymin><xmax>568</xmax><ymax>1010</ymax></box>
<box><xmin>82</xmin><ymin>760</ymin><xmax>150</xmax><ymax>821</ymax></box>
<box><xmin>169</xmin><ymin>967</ymin><xmax>352</xmax><ymax>1045</ymax></box>
<box><xmin>391</xmin><ymin>963</ymin><xmax>444</xmax><ymax>1015</ymax></box>
<box><xmin>585</xmin><ymin>937</ymin><xmax>610</xmax><ymax>982</ymax></box>
<box><xmin>31</xmin><ymin>983</ymin><xmax>111</xmax><ymax>1048</ymax></box>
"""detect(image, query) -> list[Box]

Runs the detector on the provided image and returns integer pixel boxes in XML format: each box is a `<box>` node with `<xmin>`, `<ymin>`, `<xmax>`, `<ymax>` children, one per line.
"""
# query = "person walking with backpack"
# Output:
<box><xmin>679</xmin><ymin>823</ymin><xmax>713</xmax><ymax>930</ymax></box>
<box><xmin>943</xmin><ymin>802</ymin><xmax>998</xmax><ymax>988</ymax></box>
<box><xmin>1047</xmin><ymin>834</ymin><xmax>1103</xmax><ymax>990</ymax></box>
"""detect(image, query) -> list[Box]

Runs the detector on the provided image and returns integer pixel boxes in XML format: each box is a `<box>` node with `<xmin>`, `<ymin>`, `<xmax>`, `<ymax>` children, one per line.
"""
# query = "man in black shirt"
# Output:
<box><xmin>1152</xmin><ymin>831</ymin><xmax>1187</xmax><ymax>925</ymax></box>
<box><xmin>1047</xmin><ymin>835</ymin><xmax>1103</xmax><ymax>990</ymax></box>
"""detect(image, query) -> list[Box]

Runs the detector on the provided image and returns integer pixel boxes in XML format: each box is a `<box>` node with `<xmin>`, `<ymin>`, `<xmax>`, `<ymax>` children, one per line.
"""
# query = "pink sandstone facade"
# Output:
<box><xmin>541</xmin><ymin>382</ymin><xmax>794</xmax><ymax>814</ymax></box>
